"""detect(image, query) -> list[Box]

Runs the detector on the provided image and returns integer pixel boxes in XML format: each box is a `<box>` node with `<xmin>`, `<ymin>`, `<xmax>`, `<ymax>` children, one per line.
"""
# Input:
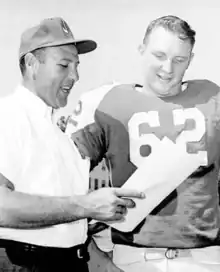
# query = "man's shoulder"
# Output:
<box><xmin>187</xmin><ymin>79</ymin><xmax>219</xmax><ymax>87</ymax></box>
<box><xmin>186</xmin><ymin>79</ymin><xmax>220</xmax><ymax>96</ymax></box>
<box><xmin>79</xmin><ymin>82</ymin><xmax>122</xmax><ymax>110</ymax></box>
<box><xmin>177</xmin><ymin>79</ymin><xmax>220</xmax><ymax>110</ymax></box>
<box><xmin>0</xmin><ymin>93</ymin><xmax>29</xmax><ymax>138</ymax></box>
<box><xmin>0</xmin><ymin>94</ymin><xmax>19</xmax><ymax>122</ymax></box>
<box><xmin>66</xmin><ymin>83</ymin><xmax>123</xmax><ymax>134</ymax></box>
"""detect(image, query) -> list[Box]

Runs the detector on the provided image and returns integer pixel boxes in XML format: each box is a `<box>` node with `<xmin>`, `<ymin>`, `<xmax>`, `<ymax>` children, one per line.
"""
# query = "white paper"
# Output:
<box><xmin>106</xmin><ymin>137</ymin><xmax>204</xmax><ymax>232</ymax></box>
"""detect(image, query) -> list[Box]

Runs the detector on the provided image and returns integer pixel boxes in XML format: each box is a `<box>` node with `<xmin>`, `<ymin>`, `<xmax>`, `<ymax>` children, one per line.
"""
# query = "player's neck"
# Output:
<box><xmin>136</xmin><ymin>82</ymin><xmax>187</xmax><ymax>97</ymax></box>
<box><xmin>138</xmin><ymin>85</ymin><xmax>156</xmax><ymax>97</ymax></box>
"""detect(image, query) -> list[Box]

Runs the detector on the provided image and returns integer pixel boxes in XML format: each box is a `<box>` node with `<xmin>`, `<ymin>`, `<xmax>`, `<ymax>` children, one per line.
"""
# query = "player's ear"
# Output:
<box><xmin>138</xmin><ymin>44</ymin><xmax>147</xmax><ymax>56</ymax></box>
<box><xmin>188</xmin><ymin>52</ymin><xmax>194</xmax><ymax>66</ymax></box>
<box><xmin>190</xmin><ymin>52</ymin><xmax>194</xmax><ymax>64</ymax></box>
<box><xmin>186</xmin><ymin>52</ymin><xmax>194</xmax><ymax>70</ymax></box>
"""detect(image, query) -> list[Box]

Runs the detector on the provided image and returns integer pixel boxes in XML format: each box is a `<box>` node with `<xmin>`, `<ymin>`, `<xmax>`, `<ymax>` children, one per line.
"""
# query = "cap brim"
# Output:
<box><xmin>19</xmin><ymin>39</ymin><xmax>97</xmax><ymax>60</ymax></box>
<box><xmin>74</xmin><ymin>39</ymin><xmax>97</xmax><ymax>54</ymax></box>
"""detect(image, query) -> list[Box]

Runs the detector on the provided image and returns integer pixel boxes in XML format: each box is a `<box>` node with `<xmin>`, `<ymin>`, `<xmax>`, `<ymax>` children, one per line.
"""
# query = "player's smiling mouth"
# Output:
<box><xmin>157</xmin><ymin>74</ymin><xmax>172</xmax><ymax>82</ymax></box>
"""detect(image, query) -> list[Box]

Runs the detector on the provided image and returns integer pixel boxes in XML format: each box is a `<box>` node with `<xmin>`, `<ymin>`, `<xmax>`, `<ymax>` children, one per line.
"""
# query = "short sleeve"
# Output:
<box><xmin>65</xmin><ymin>83</ymin><xmax>119</xmax><ymax>137</ymax></box>
<box><xmin>65</xmin><ymin>84</ymin><xmax>118</xmax><ymax>168</ymax></box>
<box><xmin>0</xmin><ymin>102</ymin><xmax>26</xmax><ymax>183</ymax></box>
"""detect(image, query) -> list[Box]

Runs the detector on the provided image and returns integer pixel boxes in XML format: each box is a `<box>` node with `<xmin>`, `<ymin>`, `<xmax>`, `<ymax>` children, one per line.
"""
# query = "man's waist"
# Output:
<box><xmin>0</xmin><ymin>219</ymin><xmax>87</xmax><ymax>248</ymax></box>
<box><xmin>4</xmin><ymin>239</ymin><xmax>90</xmax><ymax>267</ymax></box>
<box><xmin>2</xmin><ymin>239</ymin><xmax>87</xmax><ymax>255</ymax></box>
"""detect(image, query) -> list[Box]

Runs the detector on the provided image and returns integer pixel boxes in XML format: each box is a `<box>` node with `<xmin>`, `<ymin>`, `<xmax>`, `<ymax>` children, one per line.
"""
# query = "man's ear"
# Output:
<box><xmin>138</xmin><ymin>44</ymin><xmax>147</xmax><ymax>56</ymax></box>
<box><xmin>24</xmin><ymin>53</ymin><xmax>39</xmax><ymax>79</ymax></box>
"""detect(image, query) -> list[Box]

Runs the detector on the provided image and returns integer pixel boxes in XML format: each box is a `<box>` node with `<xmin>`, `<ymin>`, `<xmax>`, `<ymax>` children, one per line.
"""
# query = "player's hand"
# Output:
<box><xmin>84</xmin><ymin>187</ymin><xmax>145</xmax><ymax>221</ymax></box>
<box><xmin>57</xmin><ymin>116</ymin><xmax>68</xmax><ymax>132</ymax></box>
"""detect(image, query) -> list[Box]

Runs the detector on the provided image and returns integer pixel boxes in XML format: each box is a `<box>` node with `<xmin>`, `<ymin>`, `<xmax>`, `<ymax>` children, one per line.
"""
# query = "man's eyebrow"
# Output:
<box><xmin>175</xmin><ymin>56</ymin><xmax>188</xmax><ymax>59</ymax></box>
<box><xmin>60</xmin><ymin>58</ymin><xmax>80</xmax><ymax>64</ymax></box>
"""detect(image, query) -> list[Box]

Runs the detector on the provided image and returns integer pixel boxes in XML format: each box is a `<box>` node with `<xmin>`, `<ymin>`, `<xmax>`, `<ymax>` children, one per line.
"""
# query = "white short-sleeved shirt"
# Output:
<box><xmin>0</xmin><ymin>85</ymin><xmax>90</xmax><ymax>248</ymax></box>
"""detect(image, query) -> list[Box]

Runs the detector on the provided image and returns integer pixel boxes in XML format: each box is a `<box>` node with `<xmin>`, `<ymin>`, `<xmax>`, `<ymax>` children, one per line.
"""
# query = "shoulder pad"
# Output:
<box><xmin>65</xmin><ymin>82</ymin><xmax>120</xmax><ymax>137</ymax></box>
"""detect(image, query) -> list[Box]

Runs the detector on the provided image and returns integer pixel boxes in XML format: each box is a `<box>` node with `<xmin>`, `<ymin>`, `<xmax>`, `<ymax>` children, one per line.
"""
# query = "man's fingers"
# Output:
<box><xmin>115</xmin><ymin>197</ymin><xmax>136</xmax><ymax>208</ymax></box>
<box><xmin>121</xmin><ymin>198</ymin><xmax>136</xmax><ymax>208</ymax></box>
<box><xmin>112</xmin><ymin>212</ymin><xmax>125</xmax><ymax>221</ymax></box>
<box><xmin>114</xmin><ymin>188</ymin><xmax>145</xmax><ymax>199</ymax></box>
<box><xmin>115</xmin><ymin>205</ymin><xmax>127</xmax><ymax>215</ymax></box>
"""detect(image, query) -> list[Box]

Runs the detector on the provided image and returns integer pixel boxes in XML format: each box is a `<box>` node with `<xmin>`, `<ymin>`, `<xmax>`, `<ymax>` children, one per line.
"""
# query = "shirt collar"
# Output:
<box><xmin>14</xmin><ymin>85</ymin><xmax>53</xmax><ymax>120</ymax></box>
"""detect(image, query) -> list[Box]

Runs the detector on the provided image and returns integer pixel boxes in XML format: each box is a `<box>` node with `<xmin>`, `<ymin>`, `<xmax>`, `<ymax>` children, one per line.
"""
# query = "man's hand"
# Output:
<box><xmin>83</xmin><ymin>187</ymin><xmax>145</xmax><ymax>222</ymax></box>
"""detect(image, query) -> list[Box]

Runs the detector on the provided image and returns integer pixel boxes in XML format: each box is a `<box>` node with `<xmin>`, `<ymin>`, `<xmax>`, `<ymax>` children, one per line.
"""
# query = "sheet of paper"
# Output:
<box><xmin>106</xmin><ymin>137</ymin><xmax>204</xmax><ymax>232</ymax></box>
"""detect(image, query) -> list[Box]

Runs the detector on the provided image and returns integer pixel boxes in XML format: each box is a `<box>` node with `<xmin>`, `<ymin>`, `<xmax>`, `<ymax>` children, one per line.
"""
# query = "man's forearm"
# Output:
<box><xmin>0</xmin><ymin>187</ymin><xmax>87</xmax><ymax>229</ymax></box>
<box><xmin>0</xmin><ymin>173</ymin><xmax>144</xmax><ymax>229</ymax></box>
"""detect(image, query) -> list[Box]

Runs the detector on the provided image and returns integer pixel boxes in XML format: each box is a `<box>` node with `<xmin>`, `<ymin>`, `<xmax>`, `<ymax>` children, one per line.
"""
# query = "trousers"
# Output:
<box><xmin>113</xmin><ymin>244</ymin><xmax>220</xmax><ymax>272</ymax></box>
<box><xmin>3</xmin><ymin>240</ymin><xmax>89</xmax><ymax>272</ymax></box>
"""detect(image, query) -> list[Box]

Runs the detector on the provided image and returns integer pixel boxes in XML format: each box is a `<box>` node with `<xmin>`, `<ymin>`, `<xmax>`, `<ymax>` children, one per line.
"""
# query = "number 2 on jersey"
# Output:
<box><xmin>128</xmin><ymin>108</ymin><xmax>207</xmax><ymax>167</ymax></box>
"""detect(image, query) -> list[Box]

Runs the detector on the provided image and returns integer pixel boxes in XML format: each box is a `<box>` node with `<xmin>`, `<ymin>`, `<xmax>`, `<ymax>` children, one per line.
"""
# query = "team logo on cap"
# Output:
<box><xmin>61</xmin><ymin>19</ymin><xmax>71</xmax><ymax>35</ymax></box>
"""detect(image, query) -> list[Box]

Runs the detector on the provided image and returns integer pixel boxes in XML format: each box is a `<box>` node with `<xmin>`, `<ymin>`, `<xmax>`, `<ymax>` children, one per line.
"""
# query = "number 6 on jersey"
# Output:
<box><xmin>128</xmin><ymin>108</ymin><xmax>207</xmax><ymax>167</ymax></box>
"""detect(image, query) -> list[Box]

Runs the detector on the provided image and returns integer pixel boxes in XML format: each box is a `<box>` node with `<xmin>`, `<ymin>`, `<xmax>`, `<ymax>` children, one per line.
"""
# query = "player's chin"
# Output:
<box><xmin>155</xmin><ymin>81</ymin><xmax>176</xmax><ymax>96</ymax></box>
<box><xmin>153</xmin><ymin>85</ymin><xmax>172</xmax><ymax>97</ymax></box>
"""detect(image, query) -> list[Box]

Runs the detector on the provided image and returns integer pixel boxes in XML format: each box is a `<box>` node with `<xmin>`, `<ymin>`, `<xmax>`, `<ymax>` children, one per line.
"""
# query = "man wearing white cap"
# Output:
<box><xmin>0</xmin><ymin>17</ymin><xmax>144</xmax><ymax>272</ymax></box>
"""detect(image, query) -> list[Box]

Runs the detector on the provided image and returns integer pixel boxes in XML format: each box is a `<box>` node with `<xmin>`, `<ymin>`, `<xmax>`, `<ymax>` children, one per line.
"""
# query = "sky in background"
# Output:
<box><xmin>1</xmin><ymin>0</ymin><xmax>220</xmax><ymax>119</ymax></box>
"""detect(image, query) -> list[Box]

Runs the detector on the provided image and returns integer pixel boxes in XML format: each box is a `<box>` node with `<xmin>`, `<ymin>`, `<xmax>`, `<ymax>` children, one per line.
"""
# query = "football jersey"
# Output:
<box><xmin>66</xmin><ymin>80</ymin><xmax>220</xmax><ymax>248</ymax></box>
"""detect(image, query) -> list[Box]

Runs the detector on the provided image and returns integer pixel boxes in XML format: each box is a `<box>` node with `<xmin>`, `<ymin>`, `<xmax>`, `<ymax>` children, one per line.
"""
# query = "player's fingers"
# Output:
<box><xmin>114</xmin><ymin>188</ymin><xmax>145</xmax><ymax>199</ymax></box>
<box><xmin>88</xmin><ymin>222</ymin><xmax>108</xmax><ymax>235</ymax></box>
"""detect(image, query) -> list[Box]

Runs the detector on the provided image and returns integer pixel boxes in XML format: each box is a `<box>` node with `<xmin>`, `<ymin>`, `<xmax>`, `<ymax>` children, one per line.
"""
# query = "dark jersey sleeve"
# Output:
<box><xmin>71</xmin><ymin>114</ymin><xmax>107</xmax><ymax>170</ymax></box>
<box><xmin>65</xmin><ymin>86</ymin><xmax>116</xmax><ymax>170</ymax></box>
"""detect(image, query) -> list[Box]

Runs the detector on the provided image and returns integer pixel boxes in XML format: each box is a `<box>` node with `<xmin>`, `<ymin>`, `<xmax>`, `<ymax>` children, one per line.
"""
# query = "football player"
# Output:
<box><xmin>65</xmin><ymin>15</ymin><xmax>220</xmax><ymax>272</ymax></box>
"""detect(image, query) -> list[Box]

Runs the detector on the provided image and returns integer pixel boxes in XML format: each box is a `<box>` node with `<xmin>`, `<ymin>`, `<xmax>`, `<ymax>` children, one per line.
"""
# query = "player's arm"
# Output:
<box><xmin>57</xmin><ymin>115</ymin><xmax>68</xmax><ymax>132</ymax></box>
<box><xmin>66</xmin><ymin>85</ymin><xmax>115</xmax><ymax>169</ymax></box>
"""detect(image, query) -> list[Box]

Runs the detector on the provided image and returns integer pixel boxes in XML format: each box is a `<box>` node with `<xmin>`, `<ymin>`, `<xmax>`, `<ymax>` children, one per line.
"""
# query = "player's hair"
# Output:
<box><xmin>19</xmin><ymin>47</ymin><xmax>47</xmax><ymax>76</ymax></box>
<box><xmin>143</xmin><ymin>15</ymin><xmax>196</xmax><ymax>47</ymax></box>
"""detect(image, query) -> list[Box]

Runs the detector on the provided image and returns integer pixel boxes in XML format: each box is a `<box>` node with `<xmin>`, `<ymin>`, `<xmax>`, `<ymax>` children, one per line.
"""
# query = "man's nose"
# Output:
<box><xmin>161</xmin><ymin>60</ymin><xmax>173</xmax><ymax>74</ymax></box>
<box><xmin>68</xmin><ymin>65</ymin><xmax>79</xmax><ymax>82</ymax></box>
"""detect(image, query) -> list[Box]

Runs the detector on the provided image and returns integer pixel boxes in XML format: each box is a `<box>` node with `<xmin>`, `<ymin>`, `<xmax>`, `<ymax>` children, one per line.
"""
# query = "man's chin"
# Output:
<box><xmin>56</xmin><ymin>99</ymin><xmax>68</xmax><ymax>109</ymax></box>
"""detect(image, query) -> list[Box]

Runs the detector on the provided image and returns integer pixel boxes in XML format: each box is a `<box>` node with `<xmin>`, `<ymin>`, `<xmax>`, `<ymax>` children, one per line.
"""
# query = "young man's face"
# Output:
<box><xmin>34</xmin><ymin>44</ymin><xmax>79</xmax><ymax>109</ymax></box>
<box><xmin>139</xmin><ymin>26</ymin><xmax>193</xmax><ymax>97</ymax></box>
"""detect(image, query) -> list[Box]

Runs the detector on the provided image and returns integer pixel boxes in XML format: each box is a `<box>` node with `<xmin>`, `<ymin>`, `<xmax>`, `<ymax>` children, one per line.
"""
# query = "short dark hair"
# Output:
<box><xmin>143</xmin><ymin>15</ymin><xmax>196</xmax><ymax>47</ymax></box>
<box><xmin>19</xmin><ymin>47</ymin><xmax>47</xmax><ymax>76</ymax></box>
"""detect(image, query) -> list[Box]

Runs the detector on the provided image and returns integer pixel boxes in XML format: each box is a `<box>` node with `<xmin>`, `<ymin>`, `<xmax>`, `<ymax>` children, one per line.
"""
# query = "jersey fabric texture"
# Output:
<box><xmin>67</xmin><ymin>80</ymin><xmax>220</xmax><ymax>249</ymax></box>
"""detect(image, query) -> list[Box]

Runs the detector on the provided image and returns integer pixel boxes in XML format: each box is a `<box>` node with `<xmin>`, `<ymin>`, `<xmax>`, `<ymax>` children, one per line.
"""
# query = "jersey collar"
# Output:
<box><xmin>134</xmin><ymin>82</ymin><xmax>188</xmax><ymax>94</ymax></box>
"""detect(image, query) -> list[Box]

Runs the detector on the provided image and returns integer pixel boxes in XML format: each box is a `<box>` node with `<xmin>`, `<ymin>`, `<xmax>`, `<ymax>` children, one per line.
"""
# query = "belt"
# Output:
<box><xmin>113</xmin><ymin>244</ymin><xmax>220</xmax><ymax>265</ymax></box>
<box><xmin>2</xmin><ymin>239</ymin><xmax>90</xmax><ymax>267</ymax></box>
<box><xmin>113</xmin><ymin>245</ymin><xmax>191</xmax><ymax>265</ymax></box>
